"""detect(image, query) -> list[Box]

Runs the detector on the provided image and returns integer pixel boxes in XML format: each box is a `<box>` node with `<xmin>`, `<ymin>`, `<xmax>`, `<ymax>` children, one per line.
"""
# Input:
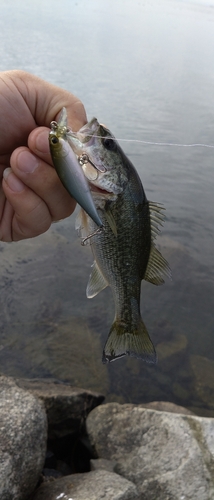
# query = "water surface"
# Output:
<box><xmin>0</xmin><ymin>0</ymin><xmax>214</xmax><ymax>415</ymax></box>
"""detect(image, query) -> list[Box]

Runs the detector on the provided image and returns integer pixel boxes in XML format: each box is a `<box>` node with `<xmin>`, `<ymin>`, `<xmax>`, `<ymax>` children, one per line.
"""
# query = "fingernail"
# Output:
<box><xmin>17</xmin><ymin>150</ymin><xmax>38</xmax><ymax>173</ymax></box>
<box><xmin>3</xmin><ymin>168</ymin><xmax>25</xmax><ymax>192</ymax></box>
<box><xmin>35</xmin><ymin>130</ymin><xmax>49</xmax><ymax>153</ymax></box>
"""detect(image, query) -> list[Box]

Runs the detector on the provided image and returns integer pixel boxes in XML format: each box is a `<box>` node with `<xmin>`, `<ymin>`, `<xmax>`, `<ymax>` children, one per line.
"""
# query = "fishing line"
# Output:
<box><xmin>92</xmin><ymin>136</ymin><xmax>214</xmax><ymax>148</ymax></box>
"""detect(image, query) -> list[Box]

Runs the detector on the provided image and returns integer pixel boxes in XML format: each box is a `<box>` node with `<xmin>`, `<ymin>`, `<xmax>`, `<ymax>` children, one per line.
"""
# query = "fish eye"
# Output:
<box><xmin>102</xmin><ymin>137</ymin><xmax>116</xmax><ymax>151</ymax></box>
<box><xmin>50</xmin><ymin>136</ymin><xmax>59</xmax><ymax>145</ymax></box>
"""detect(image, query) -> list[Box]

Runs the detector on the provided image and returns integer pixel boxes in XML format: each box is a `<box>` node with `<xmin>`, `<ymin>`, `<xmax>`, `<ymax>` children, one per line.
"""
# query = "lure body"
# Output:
<box><xmin>49</xmin><ymin>108</ymin><xmax>103</xmax><ymax>229</ymax></box>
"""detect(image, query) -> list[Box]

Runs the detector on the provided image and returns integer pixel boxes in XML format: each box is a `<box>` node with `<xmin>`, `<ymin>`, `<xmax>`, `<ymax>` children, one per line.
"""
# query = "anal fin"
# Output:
<box><xmin>144</xmin><ymin>244</ymin><xmax>171</xmax><ymax>285</ymax></box>
<box><xmin>75</xmin><ymin>208</ymin><xmax>90</xmax><ymax>239</ymax></box>
<box><xmin>86</xmin><ymin>261</ymin><xmax>108</xmax><ymax>298</ymax></box>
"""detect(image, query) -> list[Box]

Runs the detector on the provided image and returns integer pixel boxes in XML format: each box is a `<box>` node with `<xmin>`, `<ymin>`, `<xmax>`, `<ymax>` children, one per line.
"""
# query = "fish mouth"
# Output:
<box><xmin>73</xmin><ymin>118</ymin><xmax>100</xmax><ymax>146</ymax></box>
<box><xmin>89</xmin><ymin>183</ymin><xmax>113</xmax><ymax>196</ymax></box>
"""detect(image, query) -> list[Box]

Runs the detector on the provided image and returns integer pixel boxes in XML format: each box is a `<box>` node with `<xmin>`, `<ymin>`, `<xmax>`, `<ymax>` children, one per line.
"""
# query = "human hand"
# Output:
<box><xmin>0</xmin><ymin>70</ymin><xmax>87</xmax><ymax>241</ymax></box>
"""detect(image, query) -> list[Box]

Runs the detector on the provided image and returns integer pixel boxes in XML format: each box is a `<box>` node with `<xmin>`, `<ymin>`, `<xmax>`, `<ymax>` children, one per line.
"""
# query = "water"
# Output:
<box><xmin>0</xmin><ymin>0</ymin><xmax>214</xmax><ymax>415</ymax></box>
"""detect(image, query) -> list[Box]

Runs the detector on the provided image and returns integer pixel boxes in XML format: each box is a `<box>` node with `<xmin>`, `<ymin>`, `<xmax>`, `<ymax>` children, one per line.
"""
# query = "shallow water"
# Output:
<box><xmin>0</xmin><ymin>0</ymin><xmax>214</xmax><ymax>415</ymax></box>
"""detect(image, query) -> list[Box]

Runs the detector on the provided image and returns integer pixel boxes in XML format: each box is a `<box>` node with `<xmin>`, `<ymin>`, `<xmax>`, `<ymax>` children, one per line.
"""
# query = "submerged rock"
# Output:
<box><xmin>86</xmin><ymin>402</ymin><xmax>214</xmax><ymax>500</ymax></box>
<box><xmin>0</xmin><ymin>375</ymin><xmax>47</xmax><ymax>500</ymax></box>
<box><xmin>0</xmin><ymin>228</ymin><xmax>110</xmax><ymax>397</ymax></box>
<box><xmin>156</xmin><ymin>333</ymin><xmax>188</xmax><ymax>371</ymax></box>
<box><xmin>14</xmin><ymin>378</ymin><xmax>104</xmax><ymax>438</ymax></box>
<box><xmin>32</xmin><ymin>470</ymin><xmax>139</xmax><ymax>500</ymax></box>
<box><xmin>25</xmin><ymin>317</ymin><xmax>110</xmax><ymax>395</ymax></box>
<box><xmin>190</xmin><ymin>354</ymin><xmax>214</xmax><ymax>409</ymax></box>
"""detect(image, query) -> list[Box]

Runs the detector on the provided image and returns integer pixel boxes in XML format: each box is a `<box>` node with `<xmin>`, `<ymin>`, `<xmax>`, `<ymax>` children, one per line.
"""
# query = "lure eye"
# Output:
<box><xmin>50</xmin><ymin>136</ymin><xmax>59</xmax><ymax>145</ymax></box>
<box><xmin>102</xmin><ymin>137</ymin><xmax>116</xmax><ymax>151</ymax></box>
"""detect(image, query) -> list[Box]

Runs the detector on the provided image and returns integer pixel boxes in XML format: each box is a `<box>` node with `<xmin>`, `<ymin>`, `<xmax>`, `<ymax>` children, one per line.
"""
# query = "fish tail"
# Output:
<box><xmin>102</xmin><ymin>319</ymin><xmax>157</xmax><ymax>364</ymax></box>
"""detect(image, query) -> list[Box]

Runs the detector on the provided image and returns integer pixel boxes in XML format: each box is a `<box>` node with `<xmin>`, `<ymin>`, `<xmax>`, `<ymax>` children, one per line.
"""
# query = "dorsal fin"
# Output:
<box><xmin>86</xmin><ymin>260</ymin><xmax>109</xmax><ymax>298</ymax></box>
<box><xmin>148</xmin><ymin>202</ymin><xmax>165</xmax><ymax>241</ymax></box>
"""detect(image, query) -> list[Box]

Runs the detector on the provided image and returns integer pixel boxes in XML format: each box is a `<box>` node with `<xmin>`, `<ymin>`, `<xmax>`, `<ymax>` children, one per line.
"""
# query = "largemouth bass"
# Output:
<box><xmin>60</xmin><ymin>111</ymin><xmax>171</xmax><ymax>363</ymax></box>
<box><xmin>49</xmin><ymin>108</ymin><xmax>103</xmax><ymax>229</ymax></box>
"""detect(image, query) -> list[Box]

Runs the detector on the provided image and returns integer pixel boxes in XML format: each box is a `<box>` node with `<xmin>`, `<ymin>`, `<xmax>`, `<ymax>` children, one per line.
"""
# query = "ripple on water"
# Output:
<box><xmin>0</xmin><ymin>224</ymin><xmax>214</xmax><ymax>416</ymax></box>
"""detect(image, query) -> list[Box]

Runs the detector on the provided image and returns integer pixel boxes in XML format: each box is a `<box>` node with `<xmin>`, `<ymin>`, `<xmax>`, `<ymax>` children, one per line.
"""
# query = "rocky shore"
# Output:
<box><xmin>1</xmin><ymin>375</ymin><xmax>214</xmax><ymax>500</ymax></box>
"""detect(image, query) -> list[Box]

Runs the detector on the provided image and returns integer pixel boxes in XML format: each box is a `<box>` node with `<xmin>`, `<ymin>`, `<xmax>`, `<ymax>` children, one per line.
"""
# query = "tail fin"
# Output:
<box><xmin>102</xmin><ymin>319</ymin><xmax>157</xmax><ymax>364</ymax></box>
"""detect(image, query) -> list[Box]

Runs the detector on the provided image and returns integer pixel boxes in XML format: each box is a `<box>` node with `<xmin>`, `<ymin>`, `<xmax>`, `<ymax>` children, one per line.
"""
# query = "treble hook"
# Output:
<box><xmin>78</xmin><ymin>153</ymin><xmax>107</xmax><ymax>173</ymax></box>
<box><xmin>81</xmin><ymin>227</ymin><xmax>103</xmax><ymax>246</ymax></box>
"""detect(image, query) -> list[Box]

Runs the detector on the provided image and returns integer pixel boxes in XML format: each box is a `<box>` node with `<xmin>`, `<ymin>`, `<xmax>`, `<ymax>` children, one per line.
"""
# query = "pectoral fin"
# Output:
<box><xmin>105</xmin><ymin>206</ymin><xmax>117</xmax><ymax>236</ymax></box>
<box><xmin>86</xmin><ymin>261</ymin><xmax>109</xmax><ymax>298</ymax></box>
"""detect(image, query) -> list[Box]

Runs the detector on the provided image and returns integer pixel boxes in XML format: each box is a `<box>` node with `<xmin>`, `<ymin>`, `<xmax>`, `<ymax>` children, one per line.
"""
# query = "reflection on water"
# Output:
<box><xmin>0</xmin><ymin>218</ymin><xmax>214</xmax><ymax>417</ymax></box>
<box><xmin>0</xmin><ymin>0</ymin><xmax>214</xmax><ymax>416</ymax></box>
<box><xmin>0</xmin><ymin>221</ymin><xmax>110</xmax><ymax>393</ymax></box>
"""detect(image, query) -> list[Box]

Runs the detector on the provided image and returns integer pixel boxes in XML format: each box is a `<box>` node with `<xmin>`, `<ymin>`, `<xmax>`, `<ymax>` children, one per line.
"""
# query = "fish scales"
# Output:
<box><xmin>90</xmin><ymin>189</ymin><xmax>151</xmax><ymax>322</ymax></box>
<box><xmin>83</xmin><ymin>161</ymin><xmax>156</xmax><ymax>363</ymax></box>
<box><xmin>53</xmin><ymin>109</ymin><xmax>171</xmax><ymax>363</ymax></box>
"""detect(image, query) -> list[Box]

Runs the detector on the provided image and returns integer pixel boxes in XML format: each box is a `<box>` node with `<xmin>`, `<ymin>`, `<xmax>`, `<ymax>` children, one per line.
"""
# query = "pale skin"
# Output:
<box><xmin>0</xmin><ymin>70</ymin><xmax>87</xmax><ymax>241</ymax></box>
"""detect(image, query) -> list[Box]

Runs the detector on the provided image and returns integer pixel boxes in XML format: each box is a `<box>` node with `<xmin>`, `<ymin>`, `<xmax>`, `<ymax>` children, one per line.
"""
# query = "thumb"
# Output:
<box><xmin>9</xmin><ymin>70</ymin><xmax>87</xmax><ymax>131</ymax></box>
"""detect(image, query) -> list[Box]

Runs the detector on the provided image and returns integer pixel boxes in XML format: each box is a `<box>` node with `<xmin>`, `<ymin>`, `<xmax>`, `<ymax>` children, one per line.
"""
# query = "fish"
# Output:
<box><xmin>49</xmin><ymin>108</ymin><xmax>103</xmax><ymax>229</ymax></box>
<box><xmin>66</xmin><ymin>114</ymin><xmax>171</xmax><ymax>363</ymax></box>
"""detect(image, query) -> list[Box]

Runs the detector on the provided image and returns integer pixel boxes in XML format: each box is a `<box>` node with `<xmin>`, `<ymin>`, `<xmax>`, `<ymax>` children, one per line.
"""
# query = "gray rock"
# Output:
<box><xmin>15</xmin><ymin>378</ymin><xmax>104</xmax><ymax>438</ymax></box>
<box><xmin>86</xmin><ymin>402</ymin><xmax>214</xmax><ymax>500</ymax></box>
<box><xmin>90</xmin><ymin>458</ymin><xmax>116</xmax><ymax>472</ymax></box>
<box><xmin>32</xmin><ymin>470</ymin><xmax>139</xmax><ymax>499</ymax></box>
<box><xmin>140</xmin><ymin>400</ymin><xmax>193</xmax><ymax>415</ymax></box>
<box><xmin>0</xmin><ymin>375</ymin><xmax>47</xmax><ymax>500</ymax></box>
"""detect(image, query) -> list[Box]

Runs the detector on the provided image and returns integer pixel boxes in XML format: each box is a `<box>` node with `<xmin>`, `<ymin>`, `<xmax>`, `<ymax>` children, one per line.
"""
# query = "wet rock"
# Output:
<box><xmin>156</xmin><ymin>333</ymin><xmax>188</xmax><ymax>371</ymax></box>
<box><xmin>90</xmin><ymin>458</ymin><xmax>116</xmax><ymax>472</ymax></box>
<box><xmin>140</xmin><ymin>400</ymin><xmax>193</xmax><ymax>415</ymax></box>
<box><xmin>188</xmin><ymin>406</ymin><xmax>214</xmax><ymax>418</ymax></box>
<box><xmin>87</xmin><ymin>402</ymin><xmax>214</xmax><ymax>500</ymax></box>
<box><xmin>190</xmin><ymin>355</ymin><xmax>214</xmax><ymax>408</ymax></box>
<box><xmin>42</xmin><ymin>469</ymin><xmax>63</xmax><ymax>480</ymax></box>
<box><xmin>56</xmin><ymin>460</ymin><xmax>72</xmax><ymax>476</ymax></box>
<box><xmin>32</xmin><ymin>470</ymin><xmax>139</xmax><ymax>500</ymax></box>
<box><xmin>15</xmin><ymin>378</ymin><xmax>104</xmax><ymax>438</ymax></box>
<box><xmin>0</xmin><ymin>375</ymin><xmax>47</xmax><ymax>500</ymax></box>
